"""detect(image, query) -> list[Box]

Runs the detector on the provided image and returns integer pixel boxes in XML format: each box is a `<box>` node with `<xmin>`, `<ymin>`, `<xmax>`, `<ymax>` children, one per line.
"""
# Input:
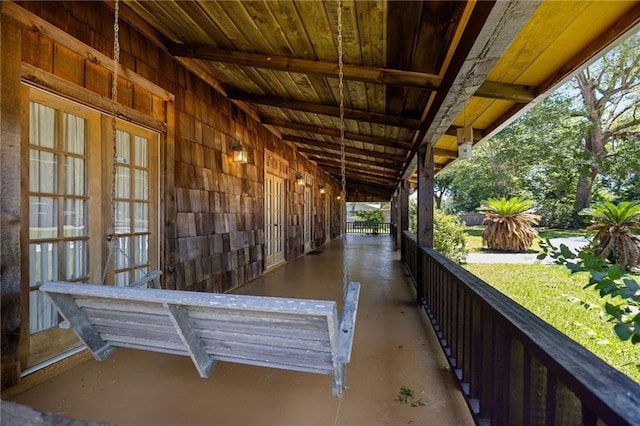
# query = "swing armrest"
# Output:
<box><xmin>337</xmin><ymin>282</ymin><xmax>360</xmax><ymax>363</ymax></box>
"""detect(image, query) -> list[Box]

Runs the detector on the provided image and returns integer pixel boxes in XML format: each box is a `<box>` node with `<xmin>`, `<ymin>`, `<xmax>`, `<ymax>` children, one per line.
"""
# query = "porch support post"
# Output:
<box><xmin>390</xmin><ymin>194</ymin><xmax>397</xmax><ymax>248</ymax></box>
<box><xmin>416</xmin><ymin>145</ymin><xmax>434</xmax><ymax>305</ymax></box>
<box><xmin>398</xmin><ymin>180</ymin><xmax>409</xmax><ymax>260</ymax></box>
<box><xmin>1</xmin><ymin>11</ymin><xmax>23</xmax><ymax>390</ymax></box>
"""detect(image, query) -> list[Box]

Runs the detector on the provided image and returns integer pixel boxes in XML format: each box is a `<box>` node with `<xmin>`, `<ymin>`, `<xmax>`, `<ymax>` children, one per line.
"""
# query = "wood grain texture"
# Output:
<box><xmin>40</xmin><ymin>280</ymin><xmax>360</xmax><ymax>397</ymax></box>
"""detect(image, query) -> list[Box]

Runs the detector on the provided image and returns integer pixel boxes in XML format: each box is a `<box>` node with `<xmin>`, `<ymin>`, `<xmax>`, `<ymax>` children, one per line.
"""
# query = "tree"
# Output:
<box><xmin>438</xmin><ymin>32</ymin><xmax>640</xmax><ymax>226</ymax></box>
<box><xmin>434</xmin><ymin>167</ymin><xmax>454</xmax><ymax>210</ymax></box>
<box><xmin>580</xmin><ymin>201</ymin><xmax>640</xmax><ymax>271</ymax></box>
<box><xmin>478</xmin><ymin>197</ymin><xmax>540</xmax><ymax>252</ymax></box>
<box><xmin>572</xmin><ymin>32</ymin><xmax>640</xmax><ymax>217</ymax></box>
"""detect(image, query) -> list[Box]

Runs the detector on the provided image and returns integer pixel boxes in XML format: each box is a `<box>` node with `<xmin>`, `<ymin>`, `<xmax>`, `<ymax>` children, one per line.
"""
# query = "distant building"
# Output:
<box><xmin>347</xmin><ymin>202</ymin><xmax>391</xmax><ymax>222</ymax></box>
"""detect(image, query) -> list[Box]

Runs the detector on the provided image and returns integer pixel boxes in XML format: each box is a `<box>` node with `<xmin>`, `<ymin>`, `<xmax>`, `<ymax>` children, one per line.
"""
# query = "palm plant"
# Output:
<box><xmin>580</xmin><ymin>201</ymin><xmax>640</xmax><ymax>271</ymax></box>
<box><xmin>478</xmin><ymin>197</ymin><xmax>540</xmax><ymax>252</ymax></box>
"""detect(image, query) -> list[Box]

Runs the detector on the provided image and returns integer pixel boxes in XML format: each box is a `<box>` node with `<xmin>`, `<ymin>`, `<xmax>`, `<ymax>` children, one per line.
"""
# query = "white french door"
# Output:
<box><xmin>24</xmin><ymin>87</ymin><xmax>159</xmax><ymax>368</ymax></box>
<box><xmin>265</xmin><ymin>173</ymin><xmax>285</xmax><ymax>268</ymax></box>
<box><xmin>325</xmin><ymin>190</ymin><xmax>331</xmax><ymax>243</ymax></box>
<box><xmin>304</xmin><ymin>186</ymin><xmax>312</xmax><ymax>252</ymax></box>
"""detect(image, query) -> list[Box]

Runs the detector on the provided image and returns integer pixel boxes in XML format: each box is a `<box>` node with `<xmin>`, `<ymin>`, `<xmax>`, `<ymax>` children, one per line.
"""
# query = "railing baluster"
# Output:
<box><xmin>510</xmin><ymin>340</ymin><xmax>525</xmax><ymax>425</ymax></box>
<box><xmin>399</xmin><ymin>231</ymin><xmax>640</xmax><ymax>426</ymax></box>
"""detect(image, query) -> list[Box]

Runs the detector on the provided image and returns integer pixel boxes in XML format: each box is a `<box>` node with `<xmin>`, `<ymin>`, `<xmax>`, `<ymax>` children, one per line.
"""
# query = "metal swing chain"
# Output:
<box><xmin>337</xmin><ymin>0</ymin><xmax>351</xmax><ymax>290</ymax></box>
<box><xmin>101</xmin><ymin>0</ymin><xmax>120</xmax><ymax>284</ymax></box>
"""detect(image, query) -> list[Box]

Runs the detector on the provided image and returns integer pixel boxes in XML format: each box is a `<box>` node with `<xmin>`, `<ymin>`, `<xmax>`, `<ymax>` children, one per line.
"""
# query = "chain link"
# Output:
<box><xmin>101</xmin><ymin>0</ymin><xmax>120</xmax><ymax>284</ymax></box>
<box><xmin>337</xmin><ymin>0</ymin><xmax>351</xmax><ymax>290</ymax></box>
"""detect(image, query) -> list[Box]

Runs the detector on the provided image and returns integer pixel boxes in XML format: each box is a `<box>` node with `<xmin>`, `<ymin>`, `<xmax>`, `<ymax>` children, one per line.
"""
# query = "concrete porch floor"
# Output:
<box><xmin>7</xmin><ymin>235</ymin><xmax>473</xmax><ymax>426</ymax></box>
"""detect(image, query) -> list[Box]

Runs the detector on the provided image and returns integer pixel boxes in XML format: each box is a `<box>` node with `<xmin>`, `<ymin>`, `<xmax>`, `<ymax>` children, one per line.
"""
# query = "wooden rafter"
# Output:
<box><xmin>229</xmin><ymin>92</ymin><xmax>422</xmax><ymax>129</ymax></box>
<box><xmin>262</xmin><ymin>118</ymin><xmax>413</xmax><ymax>150</ymax></box>
<box><xmin>284</xmin><ymin>136</ymin><xmax>406</xmax><ymax>162</ymax></box>
<box><xmin>320</xmin><ymin>164</ymin><xmax>399</xmax><ymax>182</ymax></box>
<box><xmin>301</xmin><ymin>149</ymin><xmax>402</xmax><ymax>171</ymax></box>
<box><xmin>168</xmin><ymin>43</ymin><xmax>536</xmax><ymax>103</ymax></box>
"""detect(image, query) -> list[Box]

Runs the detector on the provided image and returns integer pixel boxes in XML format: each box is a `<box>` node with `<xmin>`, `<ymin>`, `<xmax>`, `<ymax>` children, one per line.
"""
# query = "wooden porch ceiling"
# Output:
<box><xmin>117</xmin><ymin>0</ymin><xmax>640</xmax><ymax>200</ymax></box>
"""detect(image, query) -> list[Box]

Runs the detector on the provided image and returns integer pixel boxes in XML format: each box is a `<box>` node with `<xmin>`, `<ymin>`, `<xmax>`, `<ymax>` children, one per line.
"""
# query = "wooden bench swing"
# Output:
<box><xmin>40</xmin><ymin>279</ymin><xmax>360</xmax><ymax>398</ymax></box>
<box><xmin>41</xmin><ymin>0</ymin><xmax>360</xmax><ymax>399</ymax></box>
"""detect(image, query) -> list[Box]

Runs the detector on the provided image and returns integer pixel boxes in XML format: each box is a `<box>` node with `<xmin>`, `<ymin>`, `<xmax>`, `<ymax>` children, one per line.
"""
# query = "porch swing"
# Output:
<box><xmin>40</xmin><ymin>0</ymin><xmax>360</xmax><ymax>398</ymax></box>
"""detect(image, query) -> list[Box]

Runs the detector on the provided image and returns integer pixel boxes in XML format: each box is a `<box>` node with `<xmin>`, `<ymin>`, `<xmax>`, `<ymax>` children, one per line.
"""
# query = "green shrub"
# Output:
<box><xmin>434</xmin><ymin>210</ymin><xmax>468</xmax><ymax>264</ymax></box>
<box><xmin>355</xmin><ymin>209</ymin><xmax>384</xmax><ymax>223</ymax></box>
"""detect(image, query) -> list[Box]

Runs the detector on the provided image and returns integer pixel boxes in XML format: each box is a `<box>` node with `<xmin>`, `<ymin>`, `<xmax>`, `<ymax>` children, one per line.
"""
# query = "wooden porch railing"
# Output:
<box><xmin>346</xmin><ymin>221</ymin><xmax>391</xmax><ymax>235</ymax></box>
<box><xmin>401</xmin><ymin>231</ymin><xmax>640</xmax><ymax>425</ymax></box>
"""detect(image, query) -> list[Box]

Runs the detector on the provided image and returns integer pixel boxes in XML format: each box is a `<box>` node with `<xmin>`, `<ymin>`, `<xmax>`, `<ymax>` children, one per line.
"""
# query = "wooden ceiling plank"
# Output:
<box><xmin>285</xmin><ymin>135</ymin><xmax>406</xmax><ymax>162</ymax></box>
<box><xmin>261</xmin><ymin>118</ymin><xmax>412</xmax><ymax>149</ymax></box>
<box><xmin>299</xmin><ymin>148</ymin><xmax>402</xmax><ymax>169</ymax></box>
<box><xmin>320</xmin><ymin>164</ymin><xmax>398</xmax><ymax>181</ymax></box>
<box><xmin>315</xmin><ymin>156</ymin><xmax>396</xmax><ymax>172</ymax></box>
<box><xmin>229</xmin><ymin>92</ymin><xmax>422</xmax><ymax>129</ymax></box>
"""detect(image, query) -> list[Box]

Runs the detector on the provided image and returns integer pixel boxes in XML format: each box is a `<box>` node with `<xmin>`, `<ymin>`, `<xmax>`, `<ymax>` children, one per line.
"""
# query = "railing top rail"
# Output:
<box><xmin>421</xmin><ymin>246</ymin><xmax>640</xmax><ymax>425</ymax></box>
<box><xmin>402</xmin><ymin>230</ymin><xmax>417</xmax><ymax>243</ymax></box>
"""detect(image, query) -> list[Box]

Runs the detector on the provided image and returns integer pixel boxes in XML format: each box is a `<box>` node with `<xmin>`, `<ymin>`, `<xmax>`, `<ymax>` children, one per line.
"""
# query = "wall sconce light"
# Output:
<box><xmin>457</xmin><ymin>126</ymin><xmax>473</xmax><ymax>160</ymax></box>
<box><xmin>319</xmin><ymin>185</ymin><xmax>326</xmax><ymax>194</ymax></box>
<box><xmin>336</xmin><ymin>195</ymin><xmax>341</xmax><ymax>200</ymax></box>
<box><xmin>295</xmin><ymin>172</ymin><xmax>305</xmax><ymax>186</ymax></box>
<box><xmin>231</xmin><ymin>141</ymin><xmax>248</xmax><ymax>163</ymax></box>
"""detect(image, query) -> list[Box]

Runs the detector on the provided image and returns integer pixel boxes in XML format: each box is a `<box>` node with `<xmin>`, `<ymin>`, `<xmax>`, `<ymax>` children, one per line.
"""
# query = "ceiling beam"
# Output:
<box><xmin>404</xmin><ymin>0</ymin><xmax>541</xmax><ymax>181</ymax></box>
<box><xmin>346</xmin><ymin>178</ymin><xmax>394</xmax><ymax>190</ymax></box>
<box><xmin>300</xmin><ymin>149</ymin><xmax>402</xmax><ymax>171</ymax></box>
<box><xmin>284</xmin><ymin>136</ymin><xmax>407</xmax><ymax>162</ymax></box>
<box><xmin>168</xmin><ymin>43</ymin><xmax>536</xmax><ymax>103</ymax></box>
<box><xmin>318</xmin><ymin>161</ymin><xmax>399</xmax><ymax>177</ymax></box>
<box><xmin>265</xmin><ymin>116</ymin><xmax>483</xmax><ymax>145</ymax></box>
<box><xmin>229</xmin><ymin>92</ymin><xmax>422</xmax><ymax>129</ymax></box>
<box><xmin>262</xmin><ymin>118</ymin><xmax>413</xmax><ymax>150</ymax></box>
<box><xmin>443</xmin><ymin>125</ymin><xmax>484</xmax><ymax>141</ymax></box>
<box><xmin>320</xmin><ymin>165</ymin><xmax>399</xmax><ymax>183</ymax></box>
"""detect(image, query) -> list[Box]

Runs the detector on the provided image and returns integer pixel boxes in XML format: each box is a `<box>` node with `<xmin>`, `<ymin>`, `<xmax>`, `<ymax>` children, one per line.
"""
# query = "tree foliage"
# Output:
<box><xmin>539</xmin><ymin>241</ymin><xmax>640</xmax><ymax>345</ymax></box>
<box><xmin>440</xmin><ymin>32</ymin><xmax>640</xmax><ymax>227</ymax></box>
<box><xmin>572</xmin><ymin>33</ymin><xmax>640</xmax><ymax>218</ymax></box>
<box><xmin>433</xmin><ymin>210</ymin><xmax>468</xmax><ymax>264</ymax></box>
<box><xmin>408</xmin><ymin>200</ymin><xmax>468</xmax><ymax>264</ymax></box>
<box><xmin>354</xmin><ymin>209</ymin><xmax>384</xmax><ymax>223</ymax></box>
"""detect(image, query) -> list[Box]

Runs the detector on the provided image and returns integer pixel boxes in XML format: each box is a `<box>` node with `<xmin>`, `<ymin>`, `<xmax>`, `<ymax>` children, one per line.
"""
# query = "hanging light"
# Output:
<box><xmin>231</xmin><ymin>141</ymin><xmax>248</xmax><ymax>163</ymax></box>
<box><xmin>295</xmin><ymin>172</ymin><xmax>305</xmax><ymax>186</ymax></box>
<box><xmin>457</xmin><ymin>126</ymin><xmax>473</xmax><ymax>160</ymax></box>
<box><xmin>319</xmin><ymin>185</ymin><xmax>326</xmax><ymax>194</ymax></box>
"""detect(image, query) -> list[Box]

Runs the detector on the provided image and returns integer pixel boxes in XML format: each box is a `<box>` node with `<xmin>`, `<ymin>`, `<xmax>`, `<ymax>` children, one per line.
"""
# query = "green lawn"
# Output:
<box><xmin>464</xmin><ymin>226</ymin><xmax>586</xmax><ymax>253</ymax></box>
<box><xmin>465</xmin><ymin>263</ymin><xmax>639</xmax><ymax>384</ymax></box>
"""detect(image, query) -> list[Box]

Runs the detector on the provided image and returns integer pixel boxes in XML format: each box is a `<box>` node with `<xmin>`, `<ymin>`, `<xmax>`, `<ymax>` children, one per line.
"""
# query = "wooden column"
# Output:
<box><xmin>390</xmin><ymin>195</ymin><xmax>397</xmax><ymax>248</ymax></box>
<box><xmin>398</xmin><ymin>179</ymin><xmax>408</xmax><ymax>260</ymax></box>
<box><xmin>416</xmin><ymin>145</ymin><xmax>434</xmax><ymax>305</ymax></box>
<box><xmin>417</xmin><ymin>145</ymin><xmax>434</xmax><ymax>248</ymax></box>
<box><xmin>1</xmin><ymin>11</ymin><xmax>23</xmax><ymax>390</ymax></box>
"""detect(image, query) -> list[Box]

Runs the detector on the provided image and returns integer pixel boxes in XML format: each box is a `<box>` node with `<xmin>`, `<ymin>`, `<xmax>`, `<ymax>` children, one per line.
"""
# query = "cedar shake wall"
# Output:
<box><xmin>11</xmin><ymin>0</ymin><xmax>339</xmax><ymax>293</ymax></box>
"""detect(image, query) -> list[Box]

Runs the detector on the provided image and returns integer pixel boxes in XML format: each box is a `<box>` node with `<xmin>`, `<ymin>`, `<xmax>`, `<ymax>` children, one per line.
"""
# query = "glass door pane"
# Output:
<box><xmin>110</xmin><ymin>124</ymin><xmax>158</xmax><ymax>286</ymax></box>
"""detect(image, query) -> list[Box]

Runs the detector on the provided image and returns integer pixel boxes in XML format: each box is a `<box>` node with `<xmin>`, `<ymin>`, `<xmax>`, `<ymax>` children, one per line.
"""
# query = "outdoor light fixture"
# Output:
<box><xmin>457</xmin><ymin>126</ymin><xmax>473</xmax><ymax>160</ymax></box>
<box><xmin>231</xmin><ymin>141</ymin><xmax>248</xmax><ymax>163</ymax></box>
<box><xmin>336</xmin><ymin>195</ymin><xmax>341</xmax><ymax>200</ymax></box>
<box><xmin>296</xmin><ymin>172</ymin><xmax>305</xmax><ymax>186</ymax></box>
<box><xmin>319</xmin><ymin>185</ymin><xmax>326</xmax><ymax>194</ymax></box>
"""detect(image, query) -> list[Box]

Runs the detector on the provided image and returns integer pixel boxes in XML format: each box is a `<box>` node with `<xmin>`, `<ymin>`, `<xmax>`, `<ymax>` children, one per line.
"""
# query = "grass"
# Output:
<box><xmin>464</xmin><ymin>226</ymin><xmax>586</xmax><ymax>253</ymax></box>
<box><xmin>465</xmin><ymin>263</ymin><xmax>639</xmax><ymax>383</ymax></box>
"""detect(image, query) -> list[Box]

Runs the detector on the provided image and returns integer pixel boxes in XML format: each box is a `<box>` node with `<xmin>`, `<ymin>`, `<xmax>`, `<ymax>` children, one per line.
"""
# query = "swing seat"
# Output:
<box><xmin>40</xmin><ymin>280</ymin><xmax>360</xmax><ymax>398</ymax></box>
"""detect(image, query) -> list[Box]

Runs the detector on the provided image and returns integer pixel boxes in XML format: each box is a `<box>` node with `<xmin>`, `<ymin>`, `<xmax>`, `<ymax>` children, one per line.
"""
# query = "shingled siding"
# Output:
<box><xmin>13</xmin><ymin>0</ymin><xmax>340</xmax><ymax>293</ymax></box>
